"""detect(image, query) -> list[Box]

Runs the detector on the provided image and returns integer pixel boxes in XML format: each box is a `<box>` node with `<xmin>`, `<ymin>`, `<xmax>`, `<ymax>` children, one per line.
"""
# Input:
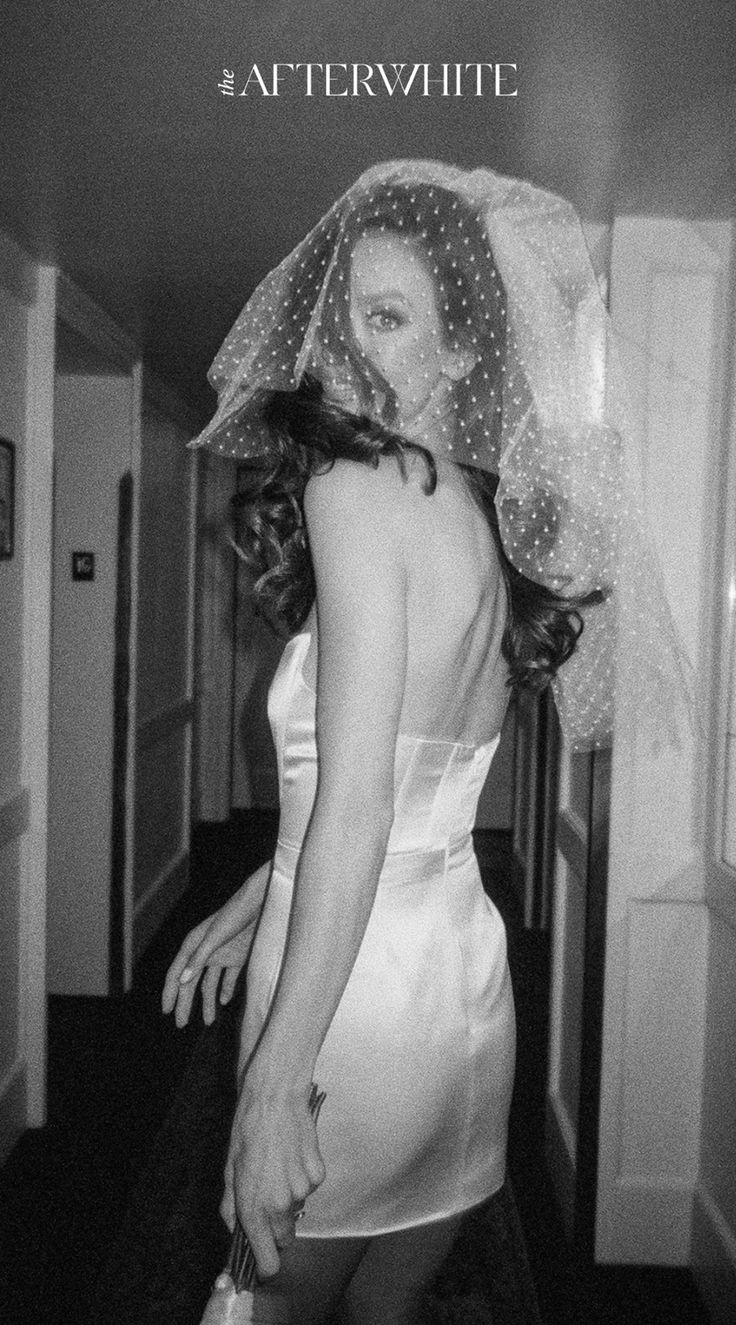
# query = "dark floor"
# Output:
<box><xmin>0</xmin><ymin>814</ymin><xmax>710</xmax><ymax>1325</ymax></box>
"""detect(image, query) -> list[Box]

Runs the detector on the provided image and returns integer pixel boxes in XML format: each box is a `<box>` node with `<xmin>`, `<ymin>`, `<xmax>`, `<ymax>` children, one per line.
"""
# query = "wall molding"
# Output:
<box><xmin>0</xmin><ymin>787</ymin><xmax>29</xmax><ymax>853</ymax></box>
<box><xmin>0</xmin><ymin>1057</ymin><xmax>27</xmax><ymax>1166</ymax></box>
<box><xmin>133</xmin><ymin>848</ymin><xmax>189</xmax><ymax>964</ymax></box>
<box><xmin>136</xmin><ymin>698</ymin><xmax>195</xmax><ymax>754</ymax></box>
<box><xmin>692</xmin><ymin>1181</ymin><xmax>736</xmax><ymax>1325</ymax></box>
<box><xmin>56</xmin><ymin>270</ymin><xmax>137</xmax><ymax>371</ymax></box>
<box><xmin>556</xmin><ymin>807</ymin><xmax>588</xmax><ymax>880</ymax></box>
<box><xmin>0</xmin><ymin>228</ymin><xmax>37</xmax><ymax>303</ymax></box>
<box><xmin>21</xmin><ymin>262</ymin><xmax>57</xmax><ymax>1126</ymax></box>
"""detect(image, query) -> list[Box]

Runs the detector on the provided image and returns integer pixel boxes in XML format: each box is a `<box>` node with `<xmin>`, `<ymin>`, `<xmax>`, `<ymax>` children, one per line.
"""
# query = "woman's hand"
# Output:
<box><xmin>161</xmin><ymin>864</ymin><xmax>270</xmax><ymax>1027</ymax></box>
<box><xmin>220</xmin><ymin>1081</ymin><xmax>326</xmax><ymax>1279</ymax></box>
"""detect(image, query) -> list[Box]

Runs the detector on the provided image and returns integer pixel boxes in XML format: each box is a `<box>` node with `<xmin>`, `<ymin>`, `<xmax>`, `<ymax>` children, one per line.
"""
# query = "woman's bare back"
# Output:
<box><xmin>301</xmin><ymin>453</ymin><xmax>510</xmax><ymax>748</ymax></box>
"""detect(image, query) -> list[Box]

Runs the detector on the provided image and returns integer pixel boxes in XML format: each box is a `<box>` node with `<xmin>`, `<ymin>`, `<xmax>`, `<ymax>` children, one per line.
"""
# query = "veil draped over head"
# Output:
<box><xmin>191</xmin><ymin>158</ymin><xmax>697</xmax><ymax>754</ymax></box>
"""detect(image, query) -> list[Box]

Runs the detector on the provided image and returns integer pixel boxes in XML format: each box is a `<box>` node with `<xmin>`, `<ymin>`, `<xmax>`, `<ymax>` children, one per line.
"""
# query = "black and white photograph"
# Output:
<box><xmin>0</xmin><ymin>4</ymin><xmax>735</xmax><ymax>1324</ymax></box>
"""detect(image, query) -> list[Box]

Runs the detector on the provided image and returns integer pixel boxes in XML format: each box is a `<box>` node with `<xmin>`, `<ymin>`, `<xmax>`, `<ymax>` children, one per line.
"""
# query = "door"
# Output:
<box><xmin>545</xmin><ymin>744</ymin><xmax>610</xmax><ymax>1251</ymax></box>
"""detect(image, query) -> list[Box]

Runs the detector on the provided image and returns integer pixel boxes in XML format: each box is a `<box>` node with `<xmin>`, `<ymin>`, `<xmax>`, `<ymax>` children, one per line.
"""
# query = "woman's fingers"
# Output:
<box><xmin>201</xmin><ymin>964</ymin><xmax>221</xmax><ymax>1025</ymax></box>
<box><xmin>174</xmin><ymin>969</ymin><xmax>201</xmax><ymax>1028</ymax></box>
<box><xmin>304</xmin><ymin>1140</ymin><xmax>327</xmax><ymax>1191</ymax></box>
<box><xmin>219</xmin><ymin>1182</ymin><xmax>235</xmax><ymax>1234</ymax></box>
<box><xmin>242</xmin><ymin>1207</ymin><xmax>281</xmax><ymax>1280</ymax></box>
<box><xmin>162</xmin><ymin>921</ymin><xmax>231</xmax><ymax>1019</ymax></box>
<box><xmin>220</xmin><ymin>964</ymin><xmax>240</xmax><ymax>1005</ymax></box>
<box><xmin>161</xmin><ymin>919</ymin><xmax>214</xmax><ymax>1012</ymax></box>
<box><xmin>269</xmin><ymin>1213</ymin><xmax>297</xmax><ymax>1252</ymax></box>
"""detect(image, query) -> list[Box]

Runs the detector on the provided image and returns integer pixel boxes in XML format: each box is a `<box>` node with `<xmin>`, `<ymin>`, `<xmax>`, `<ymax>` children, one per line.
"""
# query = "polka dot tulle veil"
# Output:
<box><xmin>191</xmin><ymin>159</ymin><xmax>696</xmax><ymax>753</ymax></box>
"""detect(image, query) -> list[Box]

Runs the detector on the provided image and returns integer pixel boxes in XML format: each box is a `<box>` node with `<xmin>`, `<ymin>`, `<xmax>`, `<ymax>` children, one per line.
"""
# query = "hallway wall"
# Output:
<box><xmin>0</xmin><ymin>230</ymin><xmax>55</xmax><ymax>1155</ymax></box>
<box><xmin>47</xmin><ymin>373</ymin><xmax>133</xmax><ymax>995</ymax></box>
<box><xmin>131</xmin><ymin>388</ymin><xmax>198</xmax><ymax>961</ymax></box>
<box><xmin>0</xmin><ymin>246</ymin><xmax>33</xmax><ymax>1158</ymax></box>
<box><xmin>0</xmin><ymin>223</ymin><xmax>203</xmax><ymax>1146</ymax></box>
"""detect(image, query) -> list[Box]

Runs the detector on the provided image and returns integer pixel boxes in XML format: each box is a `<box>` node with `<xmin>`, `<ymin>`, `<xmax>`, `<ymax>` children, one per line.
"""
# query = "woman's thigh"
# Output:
<box><xmin>255</xmin><ymin>1233</ymin><xmax>369</xmax><ymax>1324</ymax></box>
<box><xmin>338</xmin><ymin>1214</ymin><xmax>463</xmax><ymax>1325</ymax></box>
<box><xmin>252</xmin><ymin>1215</ymin><xmax>461</xmax><ymax>1323</ymax></box>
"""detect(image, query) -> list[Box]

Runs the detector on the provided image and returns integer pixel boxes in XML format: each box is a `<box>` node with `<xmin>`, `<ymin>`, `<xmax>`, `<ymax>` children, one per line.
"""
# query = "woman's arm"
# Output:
<box><xmin>225</xmin><ymin>457</ymin><xmax>410</xmax><ymax>1272</ymax></box>
<box><xmin>249</xmin><ymin>463</ymin><xmax>408</xmax><ymax>1087</ymax></box>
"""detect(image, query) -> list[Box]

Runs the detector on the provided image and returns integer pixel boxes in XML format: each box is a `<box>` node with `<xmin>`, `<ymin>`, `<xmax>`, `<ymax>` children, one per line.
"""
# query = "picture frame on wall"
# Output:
<box><xmin>0</xmin><ymin>438</ymin><xmax>15</xmax><ymax>559</ymax></box>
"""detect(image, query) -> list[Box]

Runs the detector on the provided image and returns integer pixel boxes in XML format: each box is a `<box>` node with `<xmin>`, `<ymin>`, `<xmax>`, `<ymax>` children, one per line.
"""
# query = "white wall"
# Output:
<box><xmin>47</xmin><ymin>374</ymin><xmax>133</xmax><ymax>994</ymax></box>
<box><xmin>131</xmin><ymin>387</ymin><xmax>197</xmax><ymax>960</ymax></box>
<box><xmin>0</xmin><ymin>272</ymin><xmax>32</xmax><ymax>1158</ymax></box>
<box><xmin>0</xmin><ymin>231</ymin><xmax>55</xmax><ymax>1155</ymax></box>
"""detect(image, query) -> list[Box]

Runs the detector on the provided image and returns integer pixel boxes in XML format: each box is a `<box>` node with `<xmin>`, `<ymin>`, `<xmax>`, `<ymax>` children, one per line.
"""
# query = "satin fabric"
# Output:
<box><xmin>234</xmin><ymin>632</ymin><xmax>516</xmax><ymax>1237</ymax></box>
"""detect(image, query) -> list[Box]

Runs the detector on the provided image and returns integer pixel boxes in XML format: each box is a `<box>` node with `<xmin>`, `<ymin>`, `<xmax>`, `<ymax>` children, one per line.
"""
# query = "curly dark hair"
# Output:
<box><xmin>229</xmin><ymin>179</ymin><xmax>605</xmax><ymax>694</ymax></box>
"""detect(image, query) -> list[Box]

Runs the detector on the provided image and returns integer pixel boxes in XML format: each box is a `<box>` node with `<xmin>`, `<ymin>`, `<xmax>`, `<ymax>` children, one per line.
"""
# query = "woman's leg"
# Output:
<box><xmin>252</xmin><ymin>1214</ymin><xmax>462</xmax><ymax>1324</ymax></box>
<box><xmin>337</xmin><ymin>1214</ymin><xmax>463</xmax><ymax>1325</ymax></box>
<box><xmin>254</xmin><ymin>1233</ymin><xmax>369</xmax><ymax>1325</ymax></box>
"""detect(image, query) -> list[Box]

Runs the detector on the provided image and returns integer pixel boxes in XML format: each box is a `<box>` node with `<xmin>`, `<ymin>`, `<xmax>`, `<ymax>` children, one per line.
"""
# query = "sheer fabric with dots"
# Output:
<box><xmin>191</xmin><ymin>159</ymin><xmax>696</xmax><ymax>754</ymax></box>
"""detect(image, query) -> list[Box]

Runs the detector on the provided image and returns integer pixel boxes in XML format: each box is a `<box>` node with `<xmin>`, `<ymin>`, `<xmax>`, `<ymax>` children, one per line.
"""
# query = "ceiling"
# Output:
<box><xmin>2</xmin><ymin>0</ymin><xmax>734</xmax><ymax>423</ymax></box>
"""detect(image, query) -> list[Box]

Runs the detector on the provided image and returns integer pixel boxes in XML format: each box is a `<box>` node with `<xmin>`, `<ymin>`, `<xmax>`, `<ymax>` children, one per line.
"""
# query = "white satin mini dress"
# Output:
<box><xmin>235</xmin><ymin>631</ymin><xmax>516</xmax><ymax>1237</ymax></box>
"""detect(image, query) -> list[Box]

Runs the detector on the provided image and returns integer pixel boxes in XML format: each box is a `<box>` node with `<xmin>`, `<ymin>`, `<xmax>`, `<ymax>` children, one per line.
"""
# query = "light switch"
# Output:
<box><xmin>72</xmin><ymin>551</ymin><xmax>95</xmax><ymax>581</ymax></box>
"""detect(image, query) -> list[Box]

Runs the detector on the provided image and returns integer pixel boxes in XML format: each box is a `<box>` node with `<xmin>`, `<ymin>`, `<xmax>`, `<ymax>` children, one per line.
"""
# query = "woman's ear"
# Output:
<box><xmin>444</xmin><ymin>345</ymin><xmax>480</xmax><ymax>381</ymax></box>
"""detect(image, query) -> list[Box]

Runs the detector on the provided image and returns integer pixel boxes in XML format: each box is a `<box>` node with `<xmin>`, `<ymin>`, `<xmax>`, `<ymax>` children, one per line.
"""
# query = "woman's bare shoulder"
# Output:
<box><xmin>304</xmin><ymin>454</ymin><xmax>426</xmax><ymax>530</ymax></box>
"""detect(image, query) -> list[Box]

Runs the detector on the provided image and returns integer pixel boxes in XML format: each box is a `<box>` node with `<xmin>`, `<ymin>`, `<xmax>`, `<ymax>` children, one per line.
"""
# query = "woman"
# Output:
<box><xmin>162</xmin><ymin>161</ymin><xmax>688</xmax><ymax>1322</ymax></box>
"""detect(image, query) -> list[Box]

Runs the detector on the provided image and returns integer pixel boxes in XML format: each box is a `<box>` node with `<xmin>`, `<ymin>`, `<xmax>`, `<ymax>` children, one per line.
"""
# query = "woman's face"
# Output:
<box><xmin>348</xmin><ymin>231</ymin><xmax>465</xmax><ymax>433</ymax></box>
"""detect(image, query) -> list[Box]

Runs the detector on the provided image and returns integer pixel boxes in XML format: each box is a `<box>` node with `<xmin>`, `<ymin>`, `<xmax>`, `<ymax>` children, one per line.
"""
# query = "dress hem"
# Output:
<box><xmin>293</xmin><ymin>1177</ymin><xmax>505</xmax><ymax>1240</ymax></box>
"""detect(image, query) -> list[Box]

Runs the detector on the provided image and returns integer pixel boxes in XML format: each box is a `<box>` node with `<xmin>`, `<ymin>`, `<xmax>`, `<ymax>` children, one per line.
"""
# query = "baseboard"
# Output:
<box><xmin>0</xmin><ymin>1057</ymin><xmax>27</xmax><ymax>1165</ymax></box>
<box><xmin>133</xmin><ymin>848</ymin><xmax>189</xmax><ymax>966</ymax></box>
<box><xmin>594</xmin><ymin>1177</ymin><xmax>694</xmax><ymax>1264</ymax></box>
<box><xmin>692</xmin><ymin>1183</ymin><xmax>736</xmax><ymax>1325</ymax></box>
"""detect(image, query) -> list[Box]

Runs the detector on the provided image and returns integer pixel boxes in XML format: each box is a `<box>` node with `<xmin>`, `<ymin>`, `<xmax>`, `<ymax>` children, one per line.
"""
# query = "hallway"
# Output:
<box><xmin>0</xmin><ymin>817</ymin><xmax>708</xmax><ymax>1324</ymax></box>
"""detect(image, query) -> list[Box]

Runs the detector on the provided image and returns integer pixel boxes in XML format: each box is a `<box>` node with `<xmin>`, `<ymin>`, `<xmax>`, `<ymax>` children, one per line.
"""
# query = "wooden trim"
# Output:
<box><xmin>530</xmin><ymin>689</ymin><xmax>560</xmax><ymax>930</ymax></box>
<box><xmin>122</xmin><ymin>363</ymin><xmax>143</xmax><ymax>992</ymax></box>
<box><xmin>0</xmin><ymin>1057</ymin><xmax>27</xmax><ymax>1165</ymax></box>
<box><xmin>692</xmin><ymin>1182</ymin><xmax>736</xmax><ymax>1325</ymax></box>
<box><xmin>20</xmin><ymin>263</ymin><xmax>56</xmax><ymax>1127</ymax></box>
<box><xmin>511</xmin><ymin>689</ymin><xmax>539</xmax><ymax>918</ymax></box>
<box><xmin>108</xmin><ymin>471</ymin><xmax>134</xmax><ymax>996</ymax></box>
<box><xmin>181</xmin><ymin>447</ymin><xmax>199</xmax><ymax>854</ymax></box>
<box><xmin>544</xmin><ymin>1093</ymin><xmax>577</xmax><ymax>1243</ymax></box>
<box><xmin>56</xmin><ymin>271</ymin><xmax>137</xmax><ymax>371</ymax></box>
<box><xmin>132</xmin><ymin>848</ymin><xmax>189</xmax><ymax>964</ymax></box>
<box><xmin>555</xmin><ymin>806</ymin><xmax>588</xmax><ymax>879</ymax></box>
<box><xmin>538</xmin><ymin>696</ymin><xmax>561</xmax><ymax>932</ymax></box>
<box><xmin>0</xmin><ymin>228</ymin><xmax>37</xmax><ymax>303</ymax></box>
<box><xmin>573</xmin><ymin>745</ymin><xmax>611</xmax><ymax>1256</ymax></box>
<box><xmin>0</xmin><ymin>788</ymin><xmax>29</xmax><ymax>852</ymax></box>
<box><xmin>706</xmin><ymin>240</ymin><xmax>736</xmax><ymax>930</ymax></box>
<box><xmin>137</xmin><ymin>697</ymin><xmax>195</xmax><ymax>754</ymax></box>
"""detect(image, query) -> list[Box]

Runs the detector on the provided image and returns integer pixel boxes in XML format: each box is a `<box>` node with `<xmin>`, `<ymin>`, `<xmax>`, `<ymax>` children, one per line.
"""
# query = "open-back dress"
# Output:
<box><xmin>234</xmin><ymin>629</ymin><xmax>516</xmax><ymax>1237</ymax></box>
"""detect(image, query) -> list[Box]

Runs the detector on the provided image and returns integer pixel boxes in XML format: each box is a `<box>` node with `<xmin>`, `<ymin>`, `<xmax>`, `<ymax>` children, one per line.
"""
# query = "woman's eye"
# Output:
<box><xmin>366</xmin><ymin>308</ymin><xmax>404</xmax><ymax>331</ymax></box>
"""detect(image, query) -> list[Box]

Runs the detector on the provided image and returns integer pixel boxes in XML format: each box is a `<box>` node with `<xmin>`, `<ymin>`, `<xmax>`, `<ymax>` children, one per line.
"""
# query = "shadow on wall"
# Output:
<box><xmin>232</xmin><ymin>576</ymin><xmax>285</xmax><ymax>810</ymax></box>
